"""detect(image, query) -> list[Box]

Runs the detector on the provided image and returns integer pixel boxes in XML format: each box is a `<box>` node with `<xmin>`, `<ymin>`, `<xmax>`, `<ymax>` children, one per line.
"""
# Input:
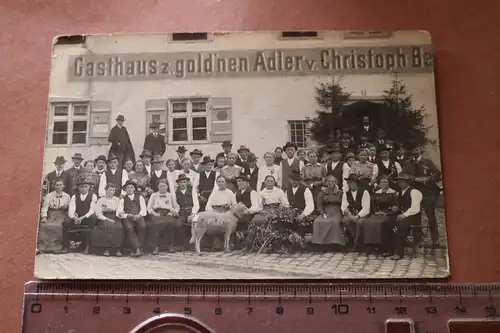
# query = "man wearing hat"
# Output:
<box><xmin>44</xmin><ymin>156</ymin><xmax>72</xmax><ymax>195</ymax></box>
<box><xmin>189</xmin><ymin>149</ymin><xmax>204</xmax><ymax>173</ymax></box>
<box><xmin>108</xmin><ymin>114</ymin><xmax>135</xmax><ymax>167</ymax></box>
<box><xmin>150</xmin><ymin>155</ymin><xmax>168</xmax><ymax>192</ymax></box>
<box><xmin>143</xmin><ymin>122</ymin><xmax>166</xmax><ymax>158</ymax></box>
<box><xmin>280</xmin><ymin>142</ymin><xmax>304</xmax><ymax>192</ymax></box>
<box><xmin>174</xmin><ymin>146</ymin><xmax>187</xmax><ymax>170</ymax></box>
<box><xmin>341</xmin><ymin>174</ymin><xmax>371</xmax><ymax>249</ymax></box>
<box><xmin>139</xmin><ymin>150</ymin><xmax>153</xmax><ymax>175</ymax></box>
<box><xmin>236</xmin><ymin>145</ymin><xmax>250</xmax><ymax>169</ymax></box>
<box><xmin>243</xmin><ymin>153</ymin><xmax>259</xmax><ymax>191</ymax></box>
<box><xmin>325</xmin><ymin>144</ymin><xmax>350</xmax><ymax>192</ymax></box>
<box><xmin>375</xmin><ymin>145</ymin><xmax>402</xmax><ymax>190</ymax></box>
<box><xmin>67</xmin><ymin>153</ymin><xmax>85</xmax><ymax>194</ymax></box>
<box><xmin>198</xmin><ymin>156</ymin><xmax>218</xmax><ymax>211</ymax></box>
<box><xmin>357</xmin><ymin>134</ymin><xmax>370</xmax><ymax>151</ymax></box>
<box><xmin>117</xmin><ymin>179</ymin><xmax>147</xmax><ymax>257</ymax></box>
<box><xmin>98</xmin><ymin>154</ymin><xmax>128</xmax><ymax>198</ymax></box>
<box><xmin>174</xmin><ymin>173</ymin><xmax>200</xmax><ymax>248</ymax></box>
<box><xmin>216</xmin><ymin>140</ymin><xmax>242</xmax><ymax>165</ymax></box>
<box><xmin>94</xmin><ymin>155</ymin><xmax>107</xmax><ymax>176</ymax></box>
<box><xmin>64</xmin><ymin>176</ymin><xmax>98</xmax><ymax>254</ymax></box>
<box><xmin>286</xmin><ymin>170</ymin><xmax>314</xmax><ymax>220</ymax></box>
<box><xmin>385</xmin><ymin>173</ymin><xmax>423</xmax><ymax>260</ymax></box>
<box><xmin>401</xmin><ymin>146</ymin><xmax>442</xmax><ymax>247</ymax></box>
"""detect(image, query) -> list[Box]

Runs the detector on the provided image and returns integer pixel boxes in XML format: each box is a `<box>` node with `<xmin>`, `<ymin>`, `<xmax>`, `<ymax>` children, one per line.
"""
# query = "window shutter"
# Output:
<box><xmin>210</xmin><ymin>97</ymin><xmax>232</xmax><ymax>143</ymax></box>
<box><xmin>89</xmin><ymin>101</ymin><xmax>111</xmax><ymax>145</ymax></box>
<box><xmin>145</xmin><ymin>99</ymin><xmax>168</xmax><ymax>136</ymax></box>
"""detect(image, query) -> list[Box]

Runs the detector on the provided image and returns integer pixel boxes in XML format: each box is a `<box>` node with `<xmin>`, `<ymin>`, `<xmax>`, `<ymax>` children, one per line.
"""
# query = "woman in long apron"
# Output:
<box><xmin>363</xmin><ymin>175</ymin><xmax>399</xmax><ymax>253</ymax></box>
<box><xmin>91</xmin><ymin>183</ymin><xmax>124</xmax><ymax>256</ymax></box>
<box><xmin>147</xmin><ymin>178</ymin><xmax>179</xmax><ymax>254</ymax></box>
<box><xmin>38</xmin><ymin>179</ymin><xmax>71</xmax><ymax>253</ymax></box>
<box><xmin>311</xmin><ymin>176</ymin><xmax>345</xmax><ymax>249</ymax></box>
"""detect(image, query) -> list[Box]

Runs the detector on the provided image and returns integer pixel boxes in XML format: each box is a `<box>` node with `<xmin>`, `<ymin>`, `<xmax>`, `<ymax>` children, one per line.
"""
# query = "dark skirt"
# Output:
<box><xmin>148</xmin><ymin>208</ymin><xmax>177</xmax><ymax>248</ymax></box>
<box><xmin>363</xmin><ymin>213</ymin><xmax>392</xmax><ymax>245</ymax></box>
<box><xmin>90</xmin><ymin>211</ymin><xmax>124</xmax><ymax>249</ymax></box>
<box><xmin>38</xmin><ymin>209</ymin><xmax>69</xmax><ymax>252</ymax></box>
<box><xmin>311</xmin><ymin>205</ymin><xmax>344</xmax><ymax>245</ymax></box>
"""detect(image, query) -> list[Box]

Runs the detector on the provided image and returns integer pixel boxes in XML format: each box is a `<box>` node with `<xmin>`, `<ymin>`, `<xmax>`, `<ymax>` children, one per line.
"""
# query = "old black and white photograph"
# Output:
<box><xmin>34</xmin><ymin>31</ymin><xmax>449</xmax><ymax>279</ymax></box>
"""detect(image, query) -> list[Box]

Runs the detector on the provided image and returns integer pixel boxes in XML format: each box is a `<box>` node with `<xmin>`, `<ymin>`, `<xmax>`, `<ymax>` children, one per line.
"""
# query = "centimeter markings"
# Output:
<box><xmin>24</xmin><ymin>282</ymin><xmax>500</xmax><ymax>330</ymax></box>
<box><xmin>26</xmin><ymin>282</ymin><xmax>500</xmax><ymax>296</ymax></box>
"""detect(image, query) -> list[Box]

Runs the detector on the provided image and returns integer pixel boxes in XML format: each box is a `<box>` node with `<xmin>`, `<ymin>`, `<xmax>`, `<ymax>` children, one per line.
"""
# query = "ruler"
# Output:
<box><xmin>22</xmin><ymin>282</ymin><xmax>500</xmax><ymax>333</ymax></box>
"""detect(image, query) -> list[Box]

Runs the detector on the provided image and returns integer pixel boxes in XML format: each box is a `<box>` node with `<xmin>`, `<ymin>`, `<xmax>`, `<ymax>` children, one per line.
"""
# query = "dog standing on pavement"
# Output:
<box><xmin>190</xmin><ymin>203</ymin><xmax>247</xmax><ymax>255</ymax></box>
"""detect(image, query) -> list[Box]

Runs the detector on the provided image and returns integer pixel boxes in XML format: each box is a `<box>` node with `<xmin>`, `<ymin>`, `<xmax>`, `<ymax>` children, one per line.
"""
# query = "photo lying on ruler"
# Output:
<box><xmin>34</xmin><ymin>30</ymin><xmax>449</xmax><ymax>279</ymax></box>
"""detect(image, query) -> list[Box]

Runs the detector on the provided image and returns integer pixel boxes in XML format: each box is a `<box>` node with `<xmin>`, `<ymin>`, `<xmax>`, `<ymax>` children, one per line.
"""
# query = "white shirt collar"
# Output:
<box><xmin>287</xmin><ymin>157</ymin><xmax>295</xmax><ymax>163</ymax></box>
<box><xmin>154</xmin><ymin>169</ymin><xmax>163</xmax><ymax>175</ymax></box>
<box><xmin>109</xmin><ymin>168</ymin><xmax>117</xmax><ymax>174</ymax></box>
<box><xmin>127</xmin><ymin>194</ymin><xmax>135</xmax><ymax>199</ymax></box>
<box><xmin>80</xmin><ymin>193</ymin><xmax>89</xmax><ymax>199</ymax></box>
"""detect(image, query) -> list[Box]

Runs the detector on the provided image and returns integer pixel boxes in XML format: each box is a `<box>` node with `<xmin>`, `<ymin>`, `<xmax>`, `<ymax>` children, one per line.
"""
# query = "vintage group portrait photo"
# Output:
<box><xmin>34</xmin><ymin>30</ymin><xmax>449</xmax><ymax>279</ymax></box>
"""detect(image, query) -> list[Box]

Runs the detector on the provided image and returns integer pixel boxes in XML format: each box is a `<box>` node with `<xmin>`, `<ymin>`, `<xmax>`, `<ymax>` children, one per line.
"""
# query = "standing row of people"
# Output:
<box><xmin>39</xmin><ymin>118</ymin><xmax>442</xmax><ymax>257</ymax></box>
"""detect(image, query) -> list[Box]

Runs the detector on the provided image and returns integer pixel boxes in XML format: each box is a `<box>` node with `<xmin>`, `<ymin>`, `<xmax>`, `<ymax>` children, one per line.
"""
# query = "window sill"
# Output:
<box><xmin>168</xmin><ymin>140</ymin><xmax>211</xmax><ymax>145</ymax></box>
<box><xmin>45</xmin><ymin>143</ymin><xmax>98</xmax><ymax>148</ymax></box>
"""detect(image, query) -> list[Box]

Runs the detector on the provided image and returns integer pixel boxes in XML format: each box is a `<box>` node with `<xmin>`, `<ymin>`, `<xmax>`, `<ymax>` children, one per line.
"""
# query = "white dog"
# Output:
<box><xmin>189</xmin><ymin>203</ymin><xmax>248</xmax><ymax>255</ymax></box>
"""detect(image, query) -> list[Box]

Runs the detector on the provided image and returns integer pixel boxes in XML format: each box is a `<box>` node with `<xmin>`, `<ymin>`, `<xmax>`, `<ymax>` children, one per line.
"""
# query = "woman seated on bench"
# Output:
<box><xmin>92</xmin><ymin>183</ymin><xmax>124</xmax><ymax>257</ymax></box>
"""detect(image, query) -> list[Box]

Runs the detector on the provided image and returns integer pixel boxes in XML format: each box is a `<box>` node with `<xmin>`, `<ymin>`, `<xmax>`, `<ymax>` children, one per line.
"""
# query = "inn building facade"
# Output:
<box><xmin>42</xmin><ymin>31</ymin><xmax>440</xmax><ymax>172</ymax></box>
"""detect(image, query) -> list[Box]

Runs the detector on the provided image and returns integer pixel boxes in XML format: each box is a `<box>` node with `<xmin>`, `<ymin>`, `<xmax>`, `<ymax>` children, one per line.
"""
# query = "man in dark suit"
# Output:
<box><xmin>216</xmin><ymin>140</ymin><xmax>242</xmax><ymax>165</ymax></box>
<box><xmin>143</xmin><ymin>122</ymin><xmax>166</xmax><ymax>157</ymax></box>
<box><xmin>174</xmin><ymin>146</ymin><xmax>187</xmax><ymax>170</ymax></box>
<box><xmin>236</xmin><ymin>145</ymin><xmax>250</xmax><ymax>169</ymax></box>
<box><xmin>374</xmin><ymin>128</ymin><xmax>387</xmax><ymax>150</ymax></box>
<box><xmin>391</xmin><ymin>142</ymin><xmax>407</xmax><ymax>163</ymax></box>
<box><xmin>44</xmin><ymin>156</ymin><xmax>72</xmax><ymax>195</ymax></box>
<box><xmin>358</xmin><ymin>115</ymin><xmax>376</xmax><ymax>142</ymax></box>
<box><xmin>402</xmin><ymin>146</ymin><xmax>442</xmax><ymax>247</ymax></box>
<box><xmin>243</xmin><ymin>153</ymin><xmax>259</xmax><ymax>191</ymax></box>
<box><xmin>108</xmin><ymin>114</ymin><xmax>135</xmax><ymax>166</ymax></box>
<box><xmin>66</xmin><ymin>153</ymin><xmax>85</xmax><ymax>194</ymax></box>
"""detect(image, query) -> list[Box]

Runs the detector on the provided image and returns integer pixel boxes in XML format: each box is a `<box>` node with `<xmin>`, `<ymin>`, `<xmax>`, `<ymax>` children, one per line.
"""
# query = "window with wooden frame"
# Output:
<box><xmin>169</xmin><ymin>98</ymin><xmax>209</xmax><ymax>143</ymax></box>
<box><xmin>288</xmin><ymin>120</ymin><xmax>310</xmax><ymax>148</ymax></box>
<box><xmin>48</xmin><ymin>102</ymin><xmax>90</xmax><ymax>145</ymax></box>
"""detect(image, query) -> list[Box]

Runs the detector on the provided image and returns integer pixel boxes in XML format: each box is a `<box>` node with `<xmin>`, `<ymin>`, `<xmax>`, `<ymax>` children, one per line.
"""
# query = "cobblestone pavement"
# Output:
<box><xmin>35</xmin><ymin>209</ymin><xmax>449</xmax><ymax>280</ymax></box>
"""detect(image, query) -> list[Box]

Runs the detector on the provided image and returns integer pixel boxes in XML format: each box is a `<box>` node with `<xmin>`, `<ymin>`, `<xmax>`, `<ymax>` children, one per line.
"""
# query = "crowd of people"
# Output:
<box><xmin>38</xmin><ymin>115</ymin><xmax>443</xmax><ymax>260</ymax></box>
